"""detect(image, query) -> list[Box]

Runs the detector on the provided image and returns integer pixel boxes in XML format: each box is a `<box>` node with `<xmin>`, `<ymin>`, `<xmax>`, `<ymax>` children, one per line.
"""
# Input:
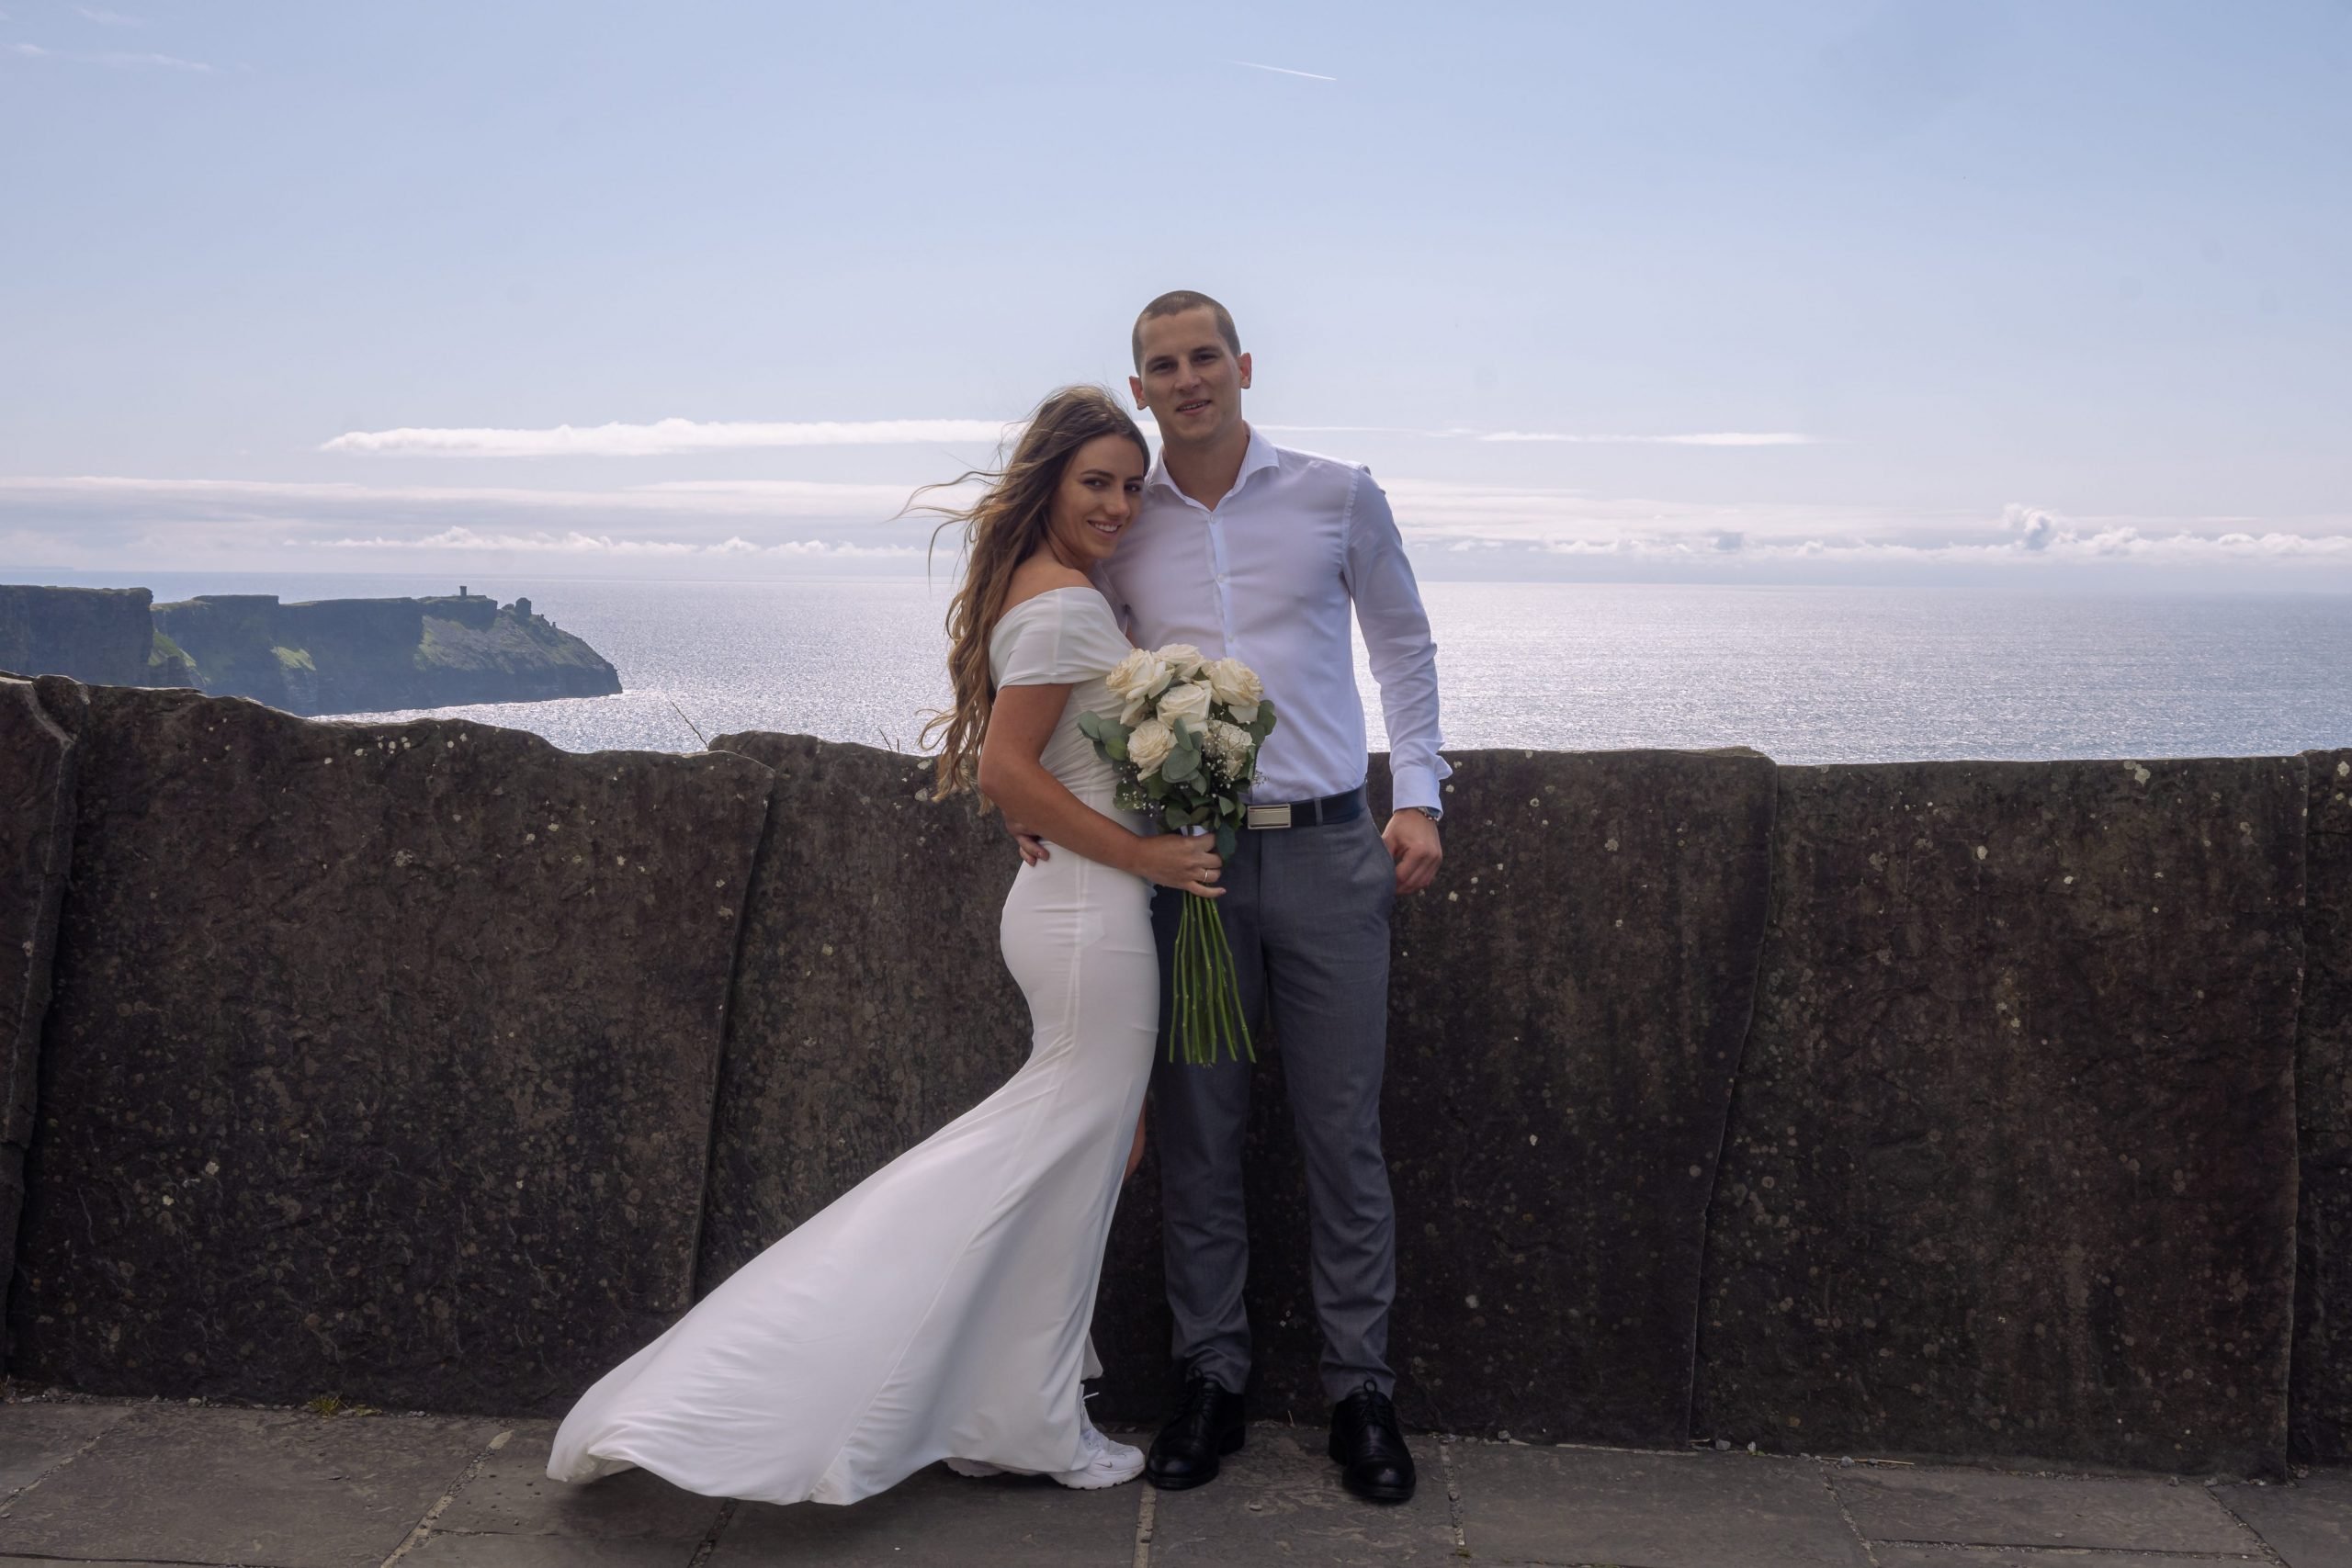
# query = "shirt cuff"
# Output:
<box><xmin>1388</xmin><ymin>763</ymin><xmax>1446</xmax><ymax>818</ymax></box>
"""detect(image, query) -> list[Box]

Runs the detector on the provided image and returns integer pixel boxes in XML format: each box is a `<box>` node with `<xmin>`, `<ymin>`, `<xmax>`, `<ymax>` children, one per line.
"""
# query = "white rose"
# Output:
<box><xmin>1204</xmin><ymin>720</ymin><xmax>1256</xmax><ymax>764</ymax></box>
<box><xmin>1155</xmin><ymin>643</ymin><xmax>1207</xmax><ymax>681</ymax></box>
<box><xmin>1126</xmin><ymin>717</ymin><xmax>1176</xmax><ymax>773</ymax></box>
<box><xmin>1156</xmin><ymin>680</ymin><xmax>1213</xmax><ymax>730</ymax></box>
<box><xmin>1105</xmin><ymin>649</ymin><xmax>1171</xmax><ymax>705</ymax></box>
<box><xmin>1203</xmin><ymin>657</ymin><xmax>1263</xmax><ymax>709</ymax></box>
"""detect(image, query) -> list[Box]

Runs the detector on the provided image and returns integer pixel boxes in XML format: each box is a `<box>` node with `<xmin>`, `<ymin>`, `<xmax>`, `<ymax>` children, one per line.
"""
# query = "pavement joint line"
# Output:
<box><xmin>684</xmin><ymin>1496</ymin><xmax>738</xmax><ymax>1566</ymax></box>
<box><xmin>376</xmin><ymin>1424</ymin><xmax>512</xmax><ymax>1568</ymax></box>
<box><xmin>1130</xmin><ymin>1479</ymin><xmax>1154</xmax><ymax>1568</ymax></box>
<box><xmin>1437</xmin><ymin>1434</ymin><xmax>1468</xmax><ymax>1554</ymax></box>
<box><xmin>0</xmin><ymin>1407</ymin><xmax>122</xmax><ymax>1512</ymax></box>
<box><xmin>2205</xmin><ymin>1479</ymin><xmax>2297</xmax><ymax>1567</ymax></box>
<box><xmin>1817</xmin><ymin>1457</ymin><xmax>1884</xmax><ymax>1568</ymax></box>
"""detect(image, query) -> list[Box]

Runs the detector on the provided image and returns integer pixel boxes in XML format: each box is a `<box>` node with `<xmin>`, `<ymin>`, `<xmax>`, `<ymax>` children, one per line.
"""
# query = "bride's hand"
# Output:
<box><xmin>1002</xmin><ymin>817</ymin><xmax>1049</xmax><ymax>866</ymax></box>
<box><xmin>1133</xmin><ymin>834</ymin><xmax>1224</xmax><ymax>897</ymax></box>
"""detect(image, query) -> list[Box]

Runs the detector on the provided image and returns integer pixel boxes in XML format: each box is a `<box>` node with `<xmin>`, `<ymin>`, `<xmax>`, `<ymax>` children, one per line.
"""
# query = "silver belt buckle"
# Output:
<box><xmin>1246</xmin><ymin>803</ymin><xmax>1294</xmax><ymax>831</ymax></box>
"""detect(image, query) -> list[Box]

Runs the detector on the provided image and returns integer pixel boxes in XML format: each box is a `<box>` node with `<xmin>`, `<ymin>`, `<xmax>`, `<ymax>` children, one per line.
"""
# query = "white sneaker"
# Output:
<box><xmin>1050</xmin><ymin>1419</ymin><xmax>1144</xmax><ymax>1490</ymax></box>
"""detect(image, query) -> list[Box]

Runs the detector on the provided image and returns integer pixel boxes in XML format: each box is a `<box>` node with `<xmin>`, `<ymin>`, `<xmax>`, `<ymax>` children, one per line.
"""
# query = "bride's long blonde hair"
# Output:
<box><xmin>917</xmin><ymin>386</ymin><xmax>1148</xmax><ymax>803</ymax></box>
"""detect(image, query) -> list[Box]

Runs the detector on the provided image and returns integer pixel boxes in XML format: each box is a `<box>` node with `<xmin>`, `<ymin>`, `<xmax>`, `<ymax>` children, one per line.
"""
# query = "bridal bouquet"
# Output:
<box><xmin>1078</xmin><ymin>645</ymin><xmax>1277</xmax><ymax>1066</ymax></box>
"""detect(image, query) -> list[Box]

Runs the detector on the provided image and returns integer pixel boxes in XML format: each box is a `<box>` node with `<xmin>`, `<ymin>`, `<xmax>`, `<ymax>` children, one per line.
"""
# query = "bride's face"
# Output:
<box><xmin>1045</xmin><ymin>434</ymin><xmax>1148</xmax><ymax>567</ymax></box>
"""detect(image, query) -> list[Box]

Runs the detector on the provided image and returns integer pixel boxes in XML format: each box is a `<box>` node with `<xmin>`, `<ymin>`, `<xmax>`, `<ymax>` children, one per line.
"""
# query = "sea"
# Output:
<box><xmin>45</xmin><ymin>572</ymin><xmax>2352</xmax><ymax>765</ymax></box>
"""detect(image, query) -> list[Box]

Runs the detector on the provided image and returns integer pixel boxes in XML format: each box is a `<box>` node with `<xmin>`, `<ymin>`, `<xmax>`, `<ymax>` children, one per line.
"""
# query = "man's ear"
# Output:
<box><xmin>1236</xmin><ymin>351</ymin><xmax>1252</xmax><ymax>390</ymax></box>
<box><xmin>1128</xmin><ymin>375</ymin><xmax>1147</xmax><ymax>410</ymax></box>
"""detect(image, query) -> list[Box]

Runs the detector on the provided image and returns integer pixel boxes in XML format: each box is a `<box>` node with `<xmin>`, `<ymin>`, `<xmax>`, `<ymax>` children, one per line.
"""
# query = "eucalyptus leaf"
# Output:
<box><xmin>1162</xmin><ymin>750</ymin><xmax>1200</xmax><ymax>784</ymax></box>
<box><xmin>1216</xmin><ymin>824</ymin><xmax>1238</xmax><ymax>860</ymax></box>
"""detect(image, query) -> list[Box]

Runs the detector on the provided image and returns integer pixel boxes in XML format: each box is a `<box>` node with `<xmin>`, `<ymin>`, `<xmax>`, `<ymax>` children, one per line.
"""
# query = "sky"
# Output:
<box><xmin>3</xmin><ymin>1</ymin><xmax>2348</xmax><ymax>587</ymax></box>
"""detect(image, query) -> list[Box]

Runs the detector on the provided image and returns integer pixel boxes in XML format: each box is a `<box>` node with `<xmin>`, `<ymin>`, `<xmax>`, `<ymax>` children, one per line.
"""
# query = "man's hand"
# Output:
<box><xmin>1384</xmin><ymin>808</ymin><xmax>1442</xmax><ymax>897</ymax></box>
<box><xmin>1006</xmin><ymin>818</ymin><xmax>1050</xmax><ymax>866</ymax></box>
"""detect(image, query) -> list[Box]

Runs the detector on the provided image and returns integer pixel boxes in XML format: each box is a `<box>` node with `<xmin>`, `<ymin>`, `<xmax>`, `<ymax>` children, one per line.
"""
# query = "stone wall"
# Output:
<box><xmin>2293</xmin><ymin>749</ymin><xmax>2352</xmax><ymax>1461</ymax></box>
<box><xmin>1</xmin><ymin>676</ymin><xmax>2345</xmax><ymax>1472</ymax></box>
<box><xmin>6</xmin><ymin>681</ymin><xmax>770</xmax><ymax>1415</ymax></box>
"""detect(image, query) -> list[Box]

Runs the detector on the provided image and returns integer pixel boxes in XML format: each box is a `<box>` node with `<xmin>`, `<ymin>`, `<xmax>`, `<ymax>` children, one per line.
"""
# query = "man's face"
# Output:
<box><xmin>1130</xmin><ymin>308</ymin><xmax>1251</xmax><ymax>449</ymax></box>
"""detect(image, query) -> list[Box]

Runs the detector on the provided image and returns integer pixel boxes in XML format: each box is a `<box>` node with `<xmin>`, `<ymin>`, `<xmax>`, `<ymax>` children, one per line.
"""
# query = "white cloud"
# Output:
<box><xmin>322</xmin><ymin>417</ymin><xmax>1020</xmax><ymax>457</ymax></box>
<box><xmin>2002</xmin><ymin>502</ymin><xmax>2060</xmax><ymax>551</ymax></box>
<box><xmin>1476</xmin><ymin>431</ymin><xmax>1818</xmax><ymax>446</ymax></box>
<box><xmin>6</xmin><ymin>38</ymin><xmax>209</xmax><ymax>68</ymax></box>
<box><xmin>6</xmin><ymin>472</ymin><xmax>2348</xmax><ymax>581</ymax></box>
<box><xmin>308</xmin><ymin>526</ymin><xmax>922</xmax><ymax>559</ymax></box>
<box><xmin>74</xmin><ymin>6</ymin><xmax>142</xmax><ymax>26</ymax></box>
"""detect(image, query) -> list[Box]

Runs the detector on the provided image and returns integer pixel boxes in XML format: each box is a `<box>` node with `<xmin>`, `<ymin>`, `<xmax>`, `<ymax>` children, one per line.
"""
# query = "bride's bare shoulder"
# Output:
<box><xmin>1001</xmin><ymin>558</ymin><xmax>1095</xmax><ymax>613</ymax></box>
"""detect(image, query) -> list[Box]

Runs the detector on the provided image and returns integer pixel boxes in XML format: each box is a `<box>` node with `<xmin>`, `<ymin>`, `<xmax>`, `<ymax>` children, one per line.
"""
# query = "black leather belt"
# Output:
<box><xmin>1242</xmin><ymin>786</ymin><xmax>1366</xmax><ymax>830</ymax></box>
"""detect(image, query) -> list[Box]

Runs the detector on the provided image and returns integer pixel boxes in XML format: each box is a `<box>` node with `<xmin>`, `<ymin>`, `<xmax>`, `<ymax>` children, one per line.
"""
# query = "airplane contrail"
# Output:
<box><xmin>1234</xmin><ymin>59</ymin><xmax>1337</xmax><ymax>82</ymax></box>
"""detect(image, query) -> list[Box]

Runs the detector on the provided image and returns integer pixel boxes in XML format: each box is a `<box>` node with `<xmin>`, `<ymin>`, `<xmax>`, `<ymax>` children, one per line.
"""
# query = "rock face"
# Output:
<box><xmin>695</xmin><ymin>734</ymin><xmax>1032</xmax><ymax>1292</ymax></box>
<box><xmin>0</xmin><ymin>586</ymin><xmax>175</xmax><ymax>688</ymax></box>
<box><xmin>7</xmin><ymin>680</ymin><xmax>773</xmax><ymax>1415</ymax></box>
<box><xmin>0</xmin><ymin>678</ymin><xmax>76</xmax><ymax>1361</ymax></box>
<box><xmin>1694</xmin><ymin>758</ymin><xmax>2306</xmax><ymax>1474</ymax></box>
<box><xmin>150</xmin><ymin>592</ymin><xmax>619</xmax><ymax>716</ymax></box>
<box><xmin>2292</xmin><ymin>749</ymin><xmax>2352</xmax><ymax>1462</ymax></box>
<box><xmin>1092</xmin><ymin>751</ymin><xmax>1777</xmax><ymax>1441</ymax></box>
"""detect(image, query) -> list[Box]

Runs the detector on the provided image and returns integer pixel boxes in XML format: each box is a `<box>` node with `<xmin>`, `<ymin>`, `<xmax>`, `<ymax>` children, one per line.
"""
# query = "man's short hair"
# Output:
<box><xmin>1132</xmin><ymin>290</ymin><xmax>1241</xmax><ymax>369</ymax></box>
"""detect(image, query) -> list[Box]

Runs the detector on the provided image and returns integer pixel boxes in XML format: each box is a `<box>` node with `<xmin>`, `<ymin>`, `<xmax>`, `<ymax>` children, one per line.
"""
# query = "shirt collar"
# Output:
<box><xmin>1147</xmin><ymin>423</ymin><xmax>1282</xmax><ymax>502</ymax></box>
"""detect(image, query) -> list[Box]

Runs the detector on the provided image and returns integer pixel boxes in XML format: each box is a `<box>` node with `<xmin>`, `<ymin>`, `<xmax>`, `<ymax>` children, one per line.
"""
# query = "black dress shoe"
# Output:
<box><xmin>1145</xmin><ymin>1372</ymin><xmax>1247</xmax><ymax>1490</ymax></box>
<box><xmin>1328</xmin><ymin>1380</ymin><xmax>1416</xmax><ymax>1503</ymax></box>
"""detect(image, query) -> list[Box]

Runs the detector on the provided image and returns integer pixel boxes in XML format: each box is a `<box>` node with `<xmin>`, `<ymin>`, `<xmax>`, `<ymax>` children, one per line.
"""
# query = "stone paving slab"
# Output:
<box><xmin>1828</xmin><ymin>1465</ymin><xmax>2261</xmax><ymax>1553</ymax></box>
<box><xmin>0</xmin><ymin>1404</ymin><xmax>500</xmax><ymax>1568</ymax></box>
<box><xmin>0</xmin><ymin>1404</ymin><xmax>2345</xmax><ymax>1568</ymax></box>
<box><xmin>2213</xmin><ymin>1468</ymin><xmax>2352</xmax><ymax>1568</ymax></box>
<box><xmin>1871</xmin><ymin>1551</ymin><xmax>2263</xmax><ymax>1568</ymax></box>
<box><xmin>1148</xmin><ymin>1424</ymin><xmax>1456</xmax><ymax>1566</ymax></box>
<box><xmin>0</xmin><ymin>1400</ymin><xmax>129</xmax><ymax>1499</ymax></box>
<box><xmin>710</xmin><ymin>1462</ymin><xmax>1139</xmax><ymax>1567</ymax></box>
<box><xmin>1448</xmin><ymin>1442</ymin><xmax>1868</xmax><ymax>1568</ymax></box>
<box><xmin>402</xmin><ymin>1531</ymin><xmax>702</xmax><ymax>1567</ymax></box>
<box><xmin>435</xmin><ymin>1422</ymin><xmax>723</xmax><ymax>1542</ymax></box>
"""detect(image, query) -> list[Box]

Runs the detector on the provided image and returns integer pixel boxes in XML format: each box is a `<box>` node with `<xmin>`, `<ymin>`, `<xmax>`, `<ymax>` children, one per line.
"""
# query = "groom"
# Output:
<box><xmin>1100</xmin><ymin>290</ymin><xmax>1448</xmax><ymax>1504</ymax></box>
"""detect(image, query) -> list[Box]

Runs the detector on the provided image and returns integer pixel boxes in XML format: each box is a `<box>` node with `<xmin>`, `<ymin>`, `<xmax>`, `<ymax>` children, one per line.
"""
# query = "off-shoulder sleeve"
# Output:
<box><xmin>989</xmin><ymin>592</ymin><xmax>1131</xmax><ymax>687</ymax></box>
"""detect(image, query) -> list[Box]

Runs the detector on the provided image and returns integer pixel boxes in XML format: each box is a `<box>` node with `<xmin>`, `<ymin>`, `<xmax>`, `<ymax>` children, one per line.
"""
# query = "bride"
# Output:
<box><xmin>545</xmin><ymin>386</ymin><xmax>1224</xmax><ymax>1505</ymax></box>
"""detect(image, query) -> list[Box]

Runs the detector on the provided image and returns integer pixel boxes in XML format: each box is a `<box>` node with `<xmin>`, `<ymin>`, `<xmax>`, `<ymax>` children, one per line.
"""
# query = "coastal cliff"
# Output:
<box><xmin>0</xmin><ymin>671</ymin><xmax>2346</xmax><ymax>1476</ymax></box>
<box><xmin>0</xmin><ymin>585</ymin><xmax>619</xmax><ymax>716</ymax></box>
<box><xmin>0</xmin><ymin>586</ymin><xmax>188</xmax><ymax>689</ymax></box>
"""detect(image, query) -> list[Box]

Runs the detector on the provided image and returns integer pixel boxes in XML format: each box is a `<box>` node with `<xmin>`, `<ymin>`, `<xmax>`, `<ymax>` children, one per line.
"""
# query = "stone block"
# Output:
<box><xmin>2214</xmin><ymin>1466</ymin><xmax>2352</xmax><ymax>1568</ymax></box>
<box><xmin>0</xmin><ymin>1404</ymin><xmax>500</xmax><ymax>1568</ymax></box>
<box><xmin>1828</xmin><ymin>1465</ymin><xmax>2258</xmax><ymax>1552</ymax></box>
<box><xmin>7</xmin><ymin>682</ymin><xmax>773</xmax><ymax>1415</ymax></box>
<box><xmin>0</xmin><ymin>678</ymin><xmax>74</xmax><ymax>1358</ymax></box>
<box><xmin>1447</xmin><ymin>1444</ymin><xmax>1867</xmax><ymax>1568</ymax></box>
<box><xmin>435</xmin><ymin>1422</ymin><xmax>723</xmax><ymax>1540</ymax></box>
<box><xmin>695</xmin><ymin>735</ymin><xmax>1032</xmax><ymax>1292</ymax></box>
<box><xmin>1697</xmin><ymin>758</ymin><xmax>2306</xmax><ymax>1472</ymax></box>
<box><xmin>711</xmin><ymin>1463</ymin><xmax>1140</xmax><ymax>1567</ymax></box>
<box><xmin>1145</xmin><ymin>1423</ymin><xmax>1455</xmax><ymax>1565</ymax></box>
<box><xmin>1154</xmin><ymin>750</ymin><xmax>1776</xmax><ymax>1444</ymax></box>
<box><xmin>2291</xmin><ymin>748</ymin><xmax>2352</xmax><ymax>1461</ymax></box>
<box><xmin>0</xmin><ymin>1400</ymin><xmax>129</xmax><ymax>1500</ymax></box>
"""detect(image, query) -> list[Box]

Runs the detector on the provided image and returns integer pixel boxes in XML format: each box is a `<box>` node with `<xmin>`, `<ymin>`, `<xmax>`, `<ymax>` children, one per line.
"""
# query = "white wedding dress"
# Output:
<box><xmin>547</xmin><ymin>587</ymin><xmax>1156</xmax><ymax>1506</ymax></box>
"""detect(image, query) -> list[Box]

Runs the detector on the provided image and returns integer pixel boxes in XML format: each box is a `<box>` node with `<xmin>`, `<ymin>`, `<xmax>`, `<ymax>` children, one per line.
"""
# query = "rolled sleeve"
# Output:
<box><xmin>1340</xmin><ymin>468</ymin><xmax>1451</xmax><ymax>817</ymax></box>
